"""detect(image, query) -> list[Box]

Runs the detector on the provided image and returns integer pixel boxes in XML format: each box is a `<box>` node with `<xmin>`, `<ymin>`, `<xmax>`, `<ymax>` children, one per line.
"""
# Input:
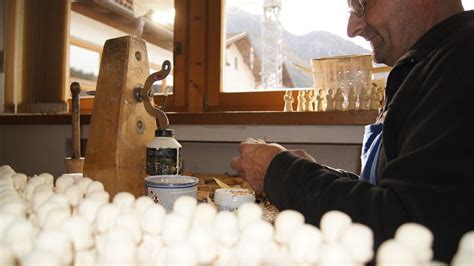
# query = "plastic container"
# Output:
<box><xmin>214</xmin><ymin>188</ymin><xmax>256</xmax><ymax>211</ymax></box>
<box><xmin>146</xmin><ymin>129</ymin><xmax>182</xmax><ymax>175</ymax></box>
<box><xmin>144</xmin><ymin>175</ymin><xmax>199</xmax><ymax>211</ymax></box>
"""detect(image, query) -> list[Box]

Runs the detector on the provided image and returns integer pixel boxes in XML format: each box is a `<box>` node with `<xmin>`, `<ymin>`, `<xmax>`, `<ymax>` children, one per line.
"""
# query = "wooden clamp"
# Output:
<box><xmin>84</xmin><ymin>36</ymin><xmax>163</xmax><ymax>197</ymax></box>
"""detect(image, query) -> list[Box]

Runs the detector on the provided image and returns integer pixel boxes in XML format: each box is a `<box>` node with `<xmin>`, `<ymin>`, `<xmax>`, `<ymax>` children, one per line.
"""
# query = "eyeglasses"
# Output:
<box><xmin>348</xmin><ymin>0</ymin><xmax>370</xmax><ymax>17</ymax></box>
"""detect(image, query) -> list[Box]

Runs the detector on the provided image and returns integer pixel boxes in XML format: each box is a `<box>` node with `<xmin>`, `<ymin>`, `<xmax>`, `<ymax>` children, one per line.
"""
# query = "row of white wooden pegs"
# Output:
<box><xmin>284</xmin><ymin>84</ymin><xmax>384</xmax><ymax>112</ymax></box>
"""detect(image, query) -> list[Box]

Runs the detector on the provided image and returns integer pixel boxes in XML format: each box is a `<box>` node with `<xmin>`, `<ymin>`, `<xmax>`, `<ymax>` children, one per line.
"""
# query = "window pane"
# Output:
<box><xmin>224</xmin><ymin>0</ymin><xmax>371</xmax><ymax>93</ymax></box>
<box><xmin>69</xmin><ymin>44</ymin><xmax>100</xmax><ymax>95</ymax></box>
<box><xmin>69</xmin><ymin>1</ymin><xmax>174</xmax><ymax>94</ymax></box>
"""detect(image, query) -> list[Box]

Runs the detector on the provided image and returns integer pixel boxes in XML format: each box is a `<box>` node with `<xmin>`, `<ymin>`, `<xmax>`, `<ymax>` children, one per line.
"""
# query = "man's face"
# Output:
<box><xmin>347</xmin><ymin>0</ymin><xmax>417</xmax><ymax>66</ymax></box>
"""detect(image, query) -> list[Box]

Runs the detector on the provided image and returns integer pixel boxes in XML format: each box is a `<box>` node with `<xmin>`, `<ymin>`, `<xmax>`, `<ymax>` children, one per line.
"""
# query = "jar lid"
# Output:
<box><xmin>145</xmin><ymin>175</ymin><xmax>199</xmax><ymax>188</ymax></box>
<box><xmin>214</xmin><ymin>188</ymin><xmax>255</xmax><ymax>209</ymax></box>
<box><xmin>155</xmin><ymin>129</ymin><xmax>174</xmax><ymax>137</ymax></box>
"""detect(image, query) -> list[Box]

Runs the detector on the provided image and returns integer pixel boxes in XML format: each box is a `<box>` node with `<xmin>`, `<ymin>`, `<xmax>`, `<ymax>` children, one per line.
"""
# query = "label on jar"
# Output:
<box><xmin>146</xmin><ymin>147</ymin><xmax>182</xmax><ymax>175</ymax></box>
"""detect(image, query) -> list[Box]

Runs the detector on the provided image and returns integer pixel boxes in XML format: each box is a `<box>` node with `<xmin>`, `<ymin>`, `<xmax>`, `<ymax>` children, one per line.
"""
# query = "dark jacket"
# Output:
<box><xmin>264</xmin><ymin>11</ymin><xmax>474</xmax><ymax>263</ymax></box>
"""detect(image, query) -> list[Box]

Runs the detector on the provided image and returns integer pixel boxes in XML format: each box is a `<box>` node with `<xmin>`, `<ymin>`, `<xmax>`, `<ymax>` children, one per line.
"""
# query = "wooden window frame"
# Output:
<box><xmin>170</xmin><ymin>0</ymin><xmax>290</xmax><ymax>112</ymax></box>
<box><xmin>170</xmin><ymin>0</ymin><xmax>392</xmax><ymax>113</ymax></box>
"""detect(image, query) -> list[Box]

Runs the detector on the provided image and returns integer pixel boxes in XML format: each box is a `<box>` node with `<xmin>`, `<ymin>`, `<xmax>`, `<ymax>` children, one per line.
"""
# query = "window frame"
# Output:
<box><xmin>171</xmin><ymin>0</ymin><xmax>395</xmax><ymax>113</ymax></box>
<box><xmin>172</xmin><ymin>0</ymin><xmax>290</xmax><ymax>112</ymax></box>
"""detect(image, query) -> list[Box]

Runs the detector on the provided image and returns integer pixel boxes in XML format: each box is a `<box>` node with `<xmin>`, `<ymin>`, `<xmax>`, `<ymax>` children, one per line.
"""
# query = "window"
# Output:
<box><xmin>69</xmin><ymin>2</ymin><xmax>174</xmax><ymax>99</ymax></box>
<box><xmin>224</xmin><ymin>0</ymin><xmax>372</xmax><ymax>93</ymax></box>
<box><xmin>173</xmin><ymin>0</ymin><xmax>474</xmax><ymax>112</ymax></box>
<box><xmin>174</xmin><ymin>0</ymin><xmax>376</xmax><ymax>111</ymax></box>
<box><xmin>69</xmin><ymin>42</ymin><xmax>100</xmax><ymax>96</ymax></box>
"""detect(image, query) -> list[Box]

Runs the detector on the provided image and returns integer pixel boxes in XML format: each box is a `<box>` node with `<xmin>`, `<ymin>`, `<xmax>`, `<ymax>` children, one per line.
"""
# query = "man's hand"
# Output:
<box><xmin>230</xmin><ymin>141</ymin><xmax>286</xmax><ymax>195</ymax></box>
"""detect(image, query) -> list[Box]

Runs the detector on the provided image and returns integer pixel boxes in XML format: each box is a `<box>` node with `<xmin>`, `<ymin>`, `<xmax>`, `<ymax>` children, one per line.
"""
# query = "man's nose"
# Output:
<box><xmin>347</xmin><ymin>13</ymin><xmax>366</xmax><ymax>38</ymax></box>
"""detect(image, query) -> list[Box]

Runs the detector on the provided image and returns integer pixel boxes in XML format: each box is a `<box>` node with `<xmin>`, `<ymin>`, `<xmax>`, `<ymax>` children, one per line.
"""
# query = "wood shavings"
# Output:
<box><xmin>213</xmin><ymin>177</ymin><xmax>230</xmax><ymax>188</ymax></box>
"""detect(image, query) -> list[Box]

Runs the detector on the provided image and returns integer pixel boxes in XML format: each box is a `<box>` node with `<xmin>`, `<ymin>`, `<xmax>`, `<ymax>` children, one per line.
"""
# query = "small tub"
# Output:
<box><xmin>214</xmin><ymin>188</ymin><xmax>256</xmax><ymax>211</ymax></box>
<box><xmin>145</xmin><ymin>175</ymin><xmax>199</xmax><ymax>211</ymax></box>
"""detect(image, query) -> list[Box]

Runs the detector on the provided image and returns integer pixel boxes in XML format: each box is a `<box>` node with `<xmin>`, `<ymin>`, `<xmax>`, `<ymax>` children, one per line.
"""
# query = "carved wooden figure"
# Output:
<box><xmin>317</xmin><ymin>89</ymin><xmax>325</xmax><ymax>112</ymax></box>
<box><xmin>305</xmin><ymin>89</ymin><xmax>315</xmax><ymax>112</ymax></box>
<box><xmin>297</xmin><ymin>90</ymin><xmax>306</xmax><ymax>112</ymax></box>
<box><xmin>377</xmin><ymin>84</ymin><xmax>385</xmax><ymax>108</ymax></box>
<box><xmin>325</xmin><ymin>88</ymin><xmax>336</xmax><ymax>111</ymax></box>
<box><xmin>370</xmin><ymin>84</ymin><xmax>383</xmax><ymax>110</ymax></box>
<box><xmin>359</xmin><ymin>86</ymin><xmax>370</xmax><ymax>111</ymax></box>
<box><xmin>335</xmin><ymin>88</ymin><xmax>345</xmax><ymax>111</ymax></box>
<box><xmin>347</xmin><ymin>87</ymin><xmax>357</xmax><ymax>110</ymax></box>
<box><xmin>283</xmin><ymin>90</ymin><xmax>294</xmax><ymax>112</ymax></box>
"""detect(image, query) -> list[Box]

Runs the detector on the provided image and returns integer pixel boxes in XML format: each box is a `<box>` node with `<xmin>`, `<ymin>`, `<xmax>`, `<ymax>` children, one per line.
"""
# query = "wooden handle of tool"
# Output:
<box><xmin>70</xmin><ymin>82</ymin><xmax>81</xmax><ymax>159</ymax></box>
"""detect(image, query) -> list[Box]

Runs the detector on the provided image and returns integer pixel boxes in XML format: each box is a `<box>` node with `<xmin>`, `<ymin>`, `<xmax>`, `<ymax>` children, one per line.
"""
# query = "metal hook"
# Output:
<box><xmin>133</xmin><ymin>60</ymin><xmax>172</xmax><ymax>129</ymax></box>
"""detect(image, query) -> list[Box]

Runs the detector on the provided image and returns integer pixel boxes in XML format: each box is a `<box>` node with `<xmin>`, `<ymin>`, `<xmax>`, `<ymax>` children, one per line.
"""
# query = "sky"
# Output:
<box><xmin>227</xmin><ymin>0</ymin><xmax>474</xmax><ymax>50</ymax></box>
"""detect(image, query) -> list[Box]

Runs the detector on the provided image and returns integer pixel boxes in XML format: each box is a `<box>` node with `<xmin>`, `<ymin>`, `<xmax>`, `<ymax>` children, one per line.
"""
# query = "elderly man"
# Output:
<box><xmin>230</xmin><ymin>0</ymin><xmax>474</xmax><ymax>262</ymax></box>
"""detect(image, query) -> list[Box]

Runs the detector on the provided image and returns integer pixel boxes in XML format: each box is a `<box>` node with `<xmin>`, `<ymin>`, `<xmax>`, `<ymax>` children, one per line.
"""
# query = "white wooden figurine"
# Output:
<box><xmin>370</xmin><ymin>84</ymin><xmax>383</xmax><ymax>110</ymax></box>
<box><xmin>297</xmin><ymin>90</ymin><xmax>306</xmax><ymax>112</ymax></box>
<box><xmin>347</xmin><ymin>87</ymin><xmax>357</xmax><ymax>111</ymax></box>
<box><xmin>359</xmin><ymin>87</ymin><xmax>370</xmax><ymax>111</ymax></box>
<box><xmin>325</xmin><ymin>88</ymin><xmax>335</xmax><ymax>111</ymax></box>
<box><xmin>283</xmin><ymin>90</ymin><xmax>294</xmax><ymax>112</ymax></box>
<box><xmin>335</xmin><ymin>88</ymin><xmax>345</xmax><ymax>111</ymax></box>
<box><xmin>377</xmin><ymin>84</ymin><xmax>385</xmax><ymax>107</ymax></box>
<box><xmin>305</xmin><ymin>90</ymin><xmax>315</xmax><ymax>112</ymax></box>
<box><xmin>316</xmin><ymin>89</ymin><xmax>325</xmax><ymax>112</ymax></box>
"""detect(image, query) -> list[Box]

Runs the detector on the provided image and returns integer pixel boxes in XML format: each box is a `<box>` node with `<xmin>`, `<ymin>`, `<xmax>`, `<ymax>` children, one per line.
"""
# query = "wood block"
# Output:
<box><xmin>83</xmin><ymin>36</ymin><xmax>155</xmax><ymax>198</ymax></box>
<box><xmin>64</xmin><ymin>157</ymin><xmax>85</xmax><ymax>174</ymax></box>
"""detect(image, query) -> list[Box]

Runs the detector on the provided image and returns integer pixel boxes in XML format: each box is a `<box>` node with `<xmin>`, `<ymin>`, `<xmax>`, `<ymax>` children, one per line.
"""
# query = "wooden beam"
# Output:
<box><xmin>0</xmin><ymin>110</ymin><xmax>379</xmax><ymax>126</ymax></box>
<box><xmin>17</xmin><ymin>0</ymin><xmax>70</xmax><ymax>113</ymax></box>
<box><xmin>172</xmin><ymin>0</ymin><xmax>188</xmax><ymax>109</ymax></box>
<box><xmin>207</xmin><ymin>0</ymin><xmax>223</xmax><ymax>107</ymax></box>
<box><xmin>71</xmin><ymin>2</ymin><xmax>173</xmax><ymax>51</ymax></box>
<box><xmin>187</xmin><ymin>0</ymin><xmax>206</xmax><ymax>112</ymax></box>
<box><xmin>166</xmin><ymin>110</ymin><xmax>378</xmax><ymax>125</ymax></box>
<box><xmin>3</xmin><ymin>0</ymin><xmax>24</xmax><ymax>113</ymax></box>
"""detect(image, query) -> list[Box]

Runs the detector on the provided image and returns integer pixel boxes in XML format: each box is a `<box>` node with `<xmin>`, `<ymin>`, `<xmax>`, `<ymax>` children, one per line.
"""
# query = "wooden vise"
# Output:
<box><xmin>84</xmin><ymin>35</ymin><xmax>170</xmax><ymax>197</ymax></box>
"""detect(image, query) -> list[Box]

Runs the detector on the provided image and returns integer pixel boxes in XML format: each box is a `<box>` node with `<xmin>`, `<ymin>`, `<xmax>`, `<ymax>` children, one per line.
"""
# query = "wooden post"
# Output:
<box><xmin>16</xmin><ymin>0</ymin><xmax>70</xmax><ymax>113</ymax></box>
<box><xmin>187</xmin><ymin>0</ymin><xmax>206</xmax><ymax>112</ymax></box>
<box><xmin>64</xmin><ymin>82</ymin><xmax>84</xmax><ymax>174</ymax></box>
<box><xmin>4</xmin><ymin>0</ymin><xmax>24</xmax><ymax>113</ymax></box>
<box><xmin>83</xmin><ymin>36</ymin><xmax>156</xmax><ymax>198</ymax></box>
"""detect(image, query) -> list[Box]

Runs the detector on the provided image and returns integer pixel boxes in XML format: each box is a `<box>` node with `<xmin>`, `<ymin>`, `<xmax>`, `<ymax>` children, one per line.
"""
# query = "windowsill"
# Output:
<box><xmin>0</xmin><ymin>111</ymin><xmax>378</xmax><ymax>126</ymax></box>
